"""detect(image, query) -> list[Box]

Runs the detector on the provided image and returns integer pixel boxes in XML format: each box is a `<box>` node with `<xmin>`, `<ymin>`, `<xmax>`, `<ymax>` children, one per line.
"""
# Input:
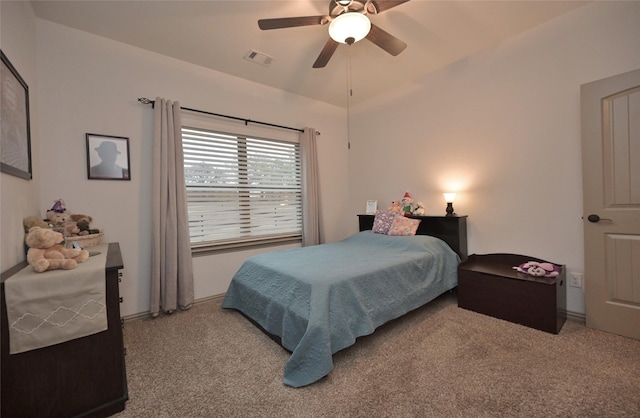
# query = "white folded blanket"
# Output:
<box><xmin>4</xmin><ymin>244</ymin><xmax>109</xmax><ymax>354</ymax></box>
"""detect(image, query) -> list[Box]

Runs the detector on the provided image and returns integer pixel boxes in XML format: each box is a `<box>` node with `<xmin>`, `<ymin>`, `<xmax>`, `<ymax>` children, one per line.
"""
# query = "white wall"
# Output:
<box><xmin>7</xmin><ymin>1</ymin><xmax>638</xmax><ymax>318</ymax></box>
<box><xmin>34</xmin><ymin>20</ymin><xmax>349</xmax><ymax>317</ymax></box>
<box><xmin>347</xmin><ymin>1</ymin><xmax>640</xmax><ymax>315</ymax></box>
<box><xmin>0</xmin><ymin>1</ymin><xmax>41</xmax><ymax>271</ymax></box>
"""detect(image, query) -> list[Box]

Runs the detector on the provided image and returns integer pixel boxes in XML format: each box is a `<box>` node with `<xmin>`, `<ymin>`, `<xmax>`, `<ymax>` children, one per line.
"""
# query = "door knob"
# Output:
<box><xmin>587</xmin><ymin>214</ymin><xmax>612</xmax><ymax>223</ymax></box>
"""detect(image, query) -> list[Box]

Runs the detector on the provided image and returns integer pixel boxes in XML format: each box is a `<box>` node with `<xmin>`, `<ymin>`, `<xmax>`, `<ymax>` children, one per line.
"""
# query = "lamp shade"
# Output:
<box><xmin>443</xmin><ymin>193</ymin><xmax>456</xmax><ymax>203</ymax></box>
<box><xmin>329</xmin><ymin>12</ymin><xmax>371</xmax><ymax>44</ymax></box>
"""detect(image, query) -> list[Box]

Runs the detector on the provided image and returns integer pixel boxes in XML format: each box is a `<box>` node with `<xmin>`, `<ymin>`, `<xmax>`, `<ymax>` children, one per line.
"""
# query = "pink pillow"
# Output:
<box><xmin>387</xmin><ymin>216</ymin><xmax>421</xmax><ymax>236</ymax></box>
<box><xmin>372</xmin><ymin>210</ymin><xmax>399</xmax><ymax>234</ymax></box>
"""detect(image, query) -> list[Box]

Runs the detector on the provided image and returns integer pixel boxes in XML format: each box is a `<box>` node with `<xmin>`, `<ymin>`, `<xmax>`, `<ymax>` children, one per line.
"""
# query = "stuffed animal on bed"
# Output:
<box><xmin>388</xmin><ymin>200</ymin><xmax>402</xmax><ymax>212</ymax></box>
<box><xmin>513</xmin><ymin>261</ymin><xmax>560</xmax><ymax>278</ymax></box>
<box><xmin>412</xmin><ymin>202</ymin><xmax>426</xmax><ymax>216</ymax></box>
<box><xmin>401</xmin><ymin>192</ymin><xmax>414</xmax><ymax>216</ymax></box>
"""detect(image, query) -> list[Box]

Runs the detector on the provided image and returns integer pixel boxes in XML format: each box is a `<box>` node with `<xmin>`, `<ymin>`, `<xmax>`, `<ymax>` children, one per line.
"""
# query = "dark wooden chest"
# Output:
<box><xmin>458</xmin><ymin>253</ymin><xmax>566</xmax><ymax>334</ymax></box>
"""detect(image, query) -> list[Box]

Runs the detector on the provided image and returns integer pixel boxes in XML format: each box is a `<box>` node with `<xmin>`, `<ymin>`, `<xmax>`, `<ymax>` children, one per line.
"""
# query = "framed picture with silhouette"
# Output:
<box><xmin>86</xmin><ymin>133</ymin><xmax>131</xmax><ymax>180</ymax></box>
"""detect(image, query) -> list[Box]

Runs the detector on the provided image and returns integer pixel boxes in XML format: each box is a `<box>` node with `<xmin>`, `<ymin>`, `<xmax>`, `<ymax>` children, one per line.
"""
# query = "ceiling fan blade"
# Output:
<box><xmin>367</xmin><ymin>0</ymin><xmax>411</xmax><ymax>14</ymax></box>
<box><xmin>258</xmin><ymin>15</ymin><xmax>328</xmax><ymax>30</ymax></box>
<box><xmin>313</xmin><ymin>39</ymin><xmax>339</xmax><ymax>68</ymax></box>
<box><xmin>365</xmin><ymin>24</ymin><xmax>407</xmax><ymax>56</ymax></box>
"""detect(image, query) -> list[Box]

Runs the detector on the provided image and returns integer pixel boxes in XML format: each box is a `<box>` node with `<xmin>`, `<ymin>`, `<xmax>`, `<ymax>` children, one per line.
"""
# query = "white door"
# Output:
<box><xmin>581</xmin><ymin>68</ymin><xmax>640</xmax><ymax>340</ymax></box>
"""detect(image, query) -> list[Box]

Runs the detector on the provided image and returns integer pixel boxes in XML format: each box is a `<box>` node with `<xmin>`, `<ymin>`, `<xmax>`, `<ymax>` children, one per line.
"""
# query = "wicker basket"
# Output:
<box><xmin>66</xmin><ymin>230</ymin><xmax>104</xmax><ymax>247</ymax></box>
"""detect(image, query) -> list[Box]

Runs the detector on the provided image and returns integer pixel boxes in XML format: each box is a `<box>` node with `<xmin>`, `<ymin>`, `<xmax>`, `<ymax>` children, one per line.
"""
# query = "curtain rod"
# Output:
<box><xmin>137</xmin><ymin>97</ymin><xmax>311</xmax><ymax>134</ymax></box>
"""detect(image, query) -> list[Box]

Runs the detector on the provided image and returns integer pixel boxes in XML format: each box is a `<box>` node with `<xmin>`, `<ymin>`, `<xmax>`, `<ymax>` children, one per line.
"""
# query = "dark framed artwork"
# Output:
<box><xmin>1</xmin><ymin>50</ymin><xmax>32</xmax><ymax>180</ymax></box>
<box><xmin>86</xmin><ymin>133</ymin><xmax>131</xmax><ymax>180</ymax></box>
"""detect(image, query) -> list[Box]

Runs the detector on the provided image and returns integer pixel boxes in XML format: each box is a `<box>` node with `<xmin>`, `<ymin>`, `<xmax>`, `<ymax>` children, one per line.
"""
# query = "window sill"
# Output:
<box><xmin>191</xmin><ymin>236</ymin><xmax>302</xmax><ymax>256</ymax></box>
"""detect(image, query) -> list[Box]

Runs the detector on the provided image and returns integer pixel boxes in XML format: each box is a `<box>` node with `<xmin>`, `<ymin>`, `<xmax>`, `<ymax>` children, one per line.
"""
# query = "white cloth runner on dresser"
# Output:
<box><xmin>4</xmin><ymin>244</ymin><xmax>109</xmax><ymax>354</ymax></box>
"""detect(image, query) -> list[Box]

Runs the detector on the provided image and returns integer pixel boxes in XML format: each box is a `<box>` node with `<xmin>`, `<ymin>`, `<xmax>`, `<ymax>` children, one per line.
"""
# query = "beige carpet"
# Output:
<box><xmin>114</xmin><ymin>292</ymin><xmax>640</xmax><ymax>417</ymax></box>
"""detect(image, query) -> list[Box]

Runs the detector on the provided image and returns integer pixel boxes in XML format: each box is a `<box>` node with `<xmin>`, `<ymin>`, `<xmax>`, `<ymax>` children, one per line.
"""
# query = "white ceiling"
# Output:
<box><xmin>30</xmin><ymin>0</ymin><xmax>589</xmax><ymax>108</ymax></box>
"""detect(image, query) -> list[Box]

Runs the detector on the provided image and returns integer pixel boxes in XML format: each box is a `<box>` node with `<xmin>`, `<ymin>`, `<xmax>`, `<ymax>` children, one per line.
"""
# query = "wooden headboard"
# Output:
<box><xmin>357</xmin><ymin>214</ymin><xmax>468</xmax><ymax>261</ymax></box>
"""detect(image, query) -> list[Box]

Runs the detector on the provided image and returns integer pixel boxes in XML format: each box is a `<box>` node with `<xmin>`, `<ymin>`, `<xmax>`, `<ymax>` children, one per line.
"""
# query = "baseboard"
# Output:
<box><xmin>565</xmin><ymin>309</ymin><xmax>586</xmax><ymax>323</ymax></box>
<box><xmin>193</xmin><ymin>293</ymin><xmax>226</xmax><ymax>306</ymax></box>
<box><xmin>122</xmin><ymin>293</ymin><xmax>226</xmax><ymax>322</ymax></box>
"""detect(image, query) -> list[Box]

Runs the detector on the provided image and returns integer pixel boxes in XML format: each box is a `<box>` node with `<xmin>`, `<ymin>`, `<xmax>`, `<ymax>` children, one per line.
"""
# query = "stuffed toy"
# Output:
<box><xmin>25</xmin><ymin>226</ymin><xmax>89</xmax><ymax>273</ymax></box>
<box><xmin>388</xmin><ymin>200</ymin><xmax>402</xmax><ymax>212</ymax></box>
<box><xmin>70</xmin><ymin>214</ymin><xmax>94</xmax><ymax>234</ymax></box>
<box><xmin>61</xmin><ymin>220</ymin><xmax>81</xmax><ymax>236</ymax></box>
<box><xmin>46</xmin><ymin>198</ymin><xmax>70</xmax><ymax>227</ymax></box>
<box><xmin>401</xmin><ymin>192</ymin><xmax>414</xmax><ymax>216</ymax></box>
<box><xmin>412</xmin><ymin>202</ymin><xmax>426</xmax><ymax>216</ymax></box>
<box><xmin>22</xmin><ymin>216</ymin><xmax>50</xmax><ymax>233</ymax></box>
<box><xmin>46</xmin><ymin>211</ymin><xmax>71</xmax><ymax>227</ymax></box>
<box><xmin>513</xmin><ymin>261</ymin><xmax>560</xmax><ymax>278</ymax></box>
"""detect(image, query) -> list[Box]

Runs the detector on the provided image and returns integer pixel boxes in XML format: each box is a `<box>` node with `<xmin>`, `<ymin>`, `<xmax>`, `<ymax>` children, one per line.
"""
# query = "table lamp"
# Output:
<box><xmin>444</xmin><ymin>193</ymin><xmax>456</xmax><ymax>216</ymax></box>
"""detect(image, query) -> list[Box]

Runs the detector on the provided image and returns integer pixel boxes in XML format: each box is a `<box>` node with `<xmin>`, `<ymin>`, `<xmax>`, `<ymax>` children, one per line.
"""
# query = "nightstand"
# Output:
<box><xmin>457</xmin><ymin>253</ymin><xmax>566</xmax><ymax>334</ymax></box>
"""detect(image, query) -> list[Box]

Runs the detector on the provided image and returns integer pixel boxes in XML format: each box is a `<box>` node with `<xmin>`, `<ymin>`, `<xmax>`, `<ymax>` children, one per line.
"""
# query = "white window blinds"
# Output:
<box><xmin>182</xmin><ymin>127</ymin><xmax>302</xmax><ymax>249</ymax></box>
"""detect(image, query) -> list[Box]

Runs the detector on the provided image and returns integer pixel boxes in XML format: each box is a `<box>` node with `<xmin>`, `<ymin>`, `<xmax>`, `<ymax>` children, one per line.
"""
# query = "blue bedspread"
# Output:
<box><xmin>222</xmin><ymin>230</ymin><xmax>460</xmax><ymax>387</ymax></box>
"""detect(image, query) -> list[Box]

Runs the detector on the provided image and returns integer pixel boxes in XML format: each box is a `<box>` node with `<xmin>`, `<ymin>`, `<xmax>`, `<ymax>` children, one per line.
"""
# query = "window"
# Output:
<box><xmin>182</xmin><ymin>127</ymin><xmax>302</xmax><ymax>250</ymax></box>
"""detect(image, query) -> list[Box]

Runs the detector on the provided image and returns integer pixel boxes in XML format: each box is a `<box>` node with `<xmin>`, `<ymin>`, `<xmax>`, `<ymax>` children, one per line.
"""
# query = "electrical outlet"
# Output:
<box><xmin>569</xmin><ymin>272</ymin><xmax>583</xmax><ymax>288</ymax></box>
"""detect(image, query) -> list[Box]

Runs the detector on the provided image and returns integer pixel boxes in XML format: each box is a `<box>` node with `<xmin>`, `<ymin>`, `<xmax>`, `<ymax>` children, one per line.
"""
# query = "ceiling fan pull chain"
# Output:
<box><xmin>348</xmin><ymin>49</ymin><xmax>353</xmax><ymax>98</ymax></box>
<box><xmin>347</xmin><ymin>48</ymin><xmax>352</xmax><ymax>150</ymax></box>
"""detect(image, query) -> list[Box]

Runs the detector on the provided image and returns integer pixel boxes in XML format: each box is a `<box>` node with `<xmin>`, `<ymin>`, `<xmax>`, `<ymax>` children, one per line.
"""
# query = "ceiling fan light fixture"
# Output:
<box><xmin>329</xmin><ymin>12</ymin><xmax>371</xmax><ymax>45</ymax></box>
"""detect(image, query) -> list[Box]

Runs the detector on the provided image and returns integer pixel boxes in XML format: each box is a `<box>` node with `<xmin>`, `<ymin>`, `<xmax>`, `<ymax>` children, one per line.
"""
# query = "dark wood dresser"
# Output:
<box><xmin>458</xmin><ymin>253</ymin><xmax>567</xmax><ymax>334</ymax></box>
<box><xmin>358</xmin><ymin>214</ymin><xmax>468</xmax><ymax>260</ymax></box>
<box><xmin>1</xmin><ymin>242</ymin><xmax>128</xmax><ymax>417</ymax></box>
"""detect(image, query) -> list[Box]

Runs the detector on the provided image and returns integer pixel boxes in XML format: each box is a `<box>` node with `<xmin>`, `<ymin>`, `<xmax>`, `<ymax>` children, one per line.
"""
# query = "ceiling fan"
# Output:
<box><xmin>258</xmin><ymin>0</ymin><xmax>410</xmax><ymax>68</ymax></box>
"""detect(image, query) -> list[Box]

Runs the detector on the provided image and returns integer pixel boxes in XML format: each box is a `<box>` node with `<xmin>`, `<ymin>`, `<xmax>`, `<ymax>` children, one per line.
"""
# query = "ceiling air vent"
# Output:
<box><xmin>244</xmin><ymin>50</ymin><xmax>275</xmax><ymax>66</ymax></box>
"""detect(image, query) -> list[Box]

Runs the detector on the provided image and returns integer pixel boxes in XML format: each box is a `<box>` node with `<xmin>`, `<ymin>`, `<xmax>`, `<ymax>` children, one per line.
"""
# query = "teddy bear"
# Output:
<box><xmin>388</xmin><ymin>200</ymin><xmax>402</xmax><ymax>212</ymax></box>
<box><xmin>25</xmin><ymin>226</ymin><xmax>90</xmax><ymax>273</ymax></box>
<box><xmin>46</xmin><ymin>198</ymin><xmax>71</xmax><ymax>227</ymax></box>
<box><xmin>513</xmin><ymin>261</ymin><xmax>560</xmax><ymax>278</ymax></box>
<box><xmin>412</xmin><ymin>202</ymin><xmax>426</xmax><ymax>216</ymax></box>
<box><xmin>46</xmin><ymin>210</ymin><xmax>71</xmax><ymax>227</ymax></box>
<box><xmin>22</xmin><ymin>216</ymin><xmax>50</xmax><ymax>233</ymax></box>
<box><xmin>70</xmin><ymin>214</ymin><xmax>94</xmax><ymax>234</ymax></box>
<box><xmin>60</xmin><ymin>220</ymin><xmax>81</xmax><ymax>236</ymax></box>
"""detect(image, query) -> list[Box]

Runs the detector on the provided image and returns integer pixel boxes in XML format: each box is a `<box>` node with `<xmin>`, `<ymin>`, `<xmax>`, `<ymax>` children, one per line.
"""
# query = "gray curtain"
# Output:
<box><xmin>300</xmin><ymin>127</ymin><xmax>321</xmax><ymax>246</ymax></box>
<box><xmin>150</xmin><ymin>97</ymin><xmax>194</xmax><ymax>316</ymax></box>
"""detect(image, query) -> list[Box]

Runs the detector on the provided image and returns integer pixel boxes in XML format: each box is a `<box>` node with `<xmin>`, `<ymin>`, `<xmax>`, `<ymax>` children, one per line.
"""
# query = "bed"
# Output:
<box><xmin>222</xmin><ymin>214</ymin><xmax>467</xmax><ymax>387</ymax></box>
